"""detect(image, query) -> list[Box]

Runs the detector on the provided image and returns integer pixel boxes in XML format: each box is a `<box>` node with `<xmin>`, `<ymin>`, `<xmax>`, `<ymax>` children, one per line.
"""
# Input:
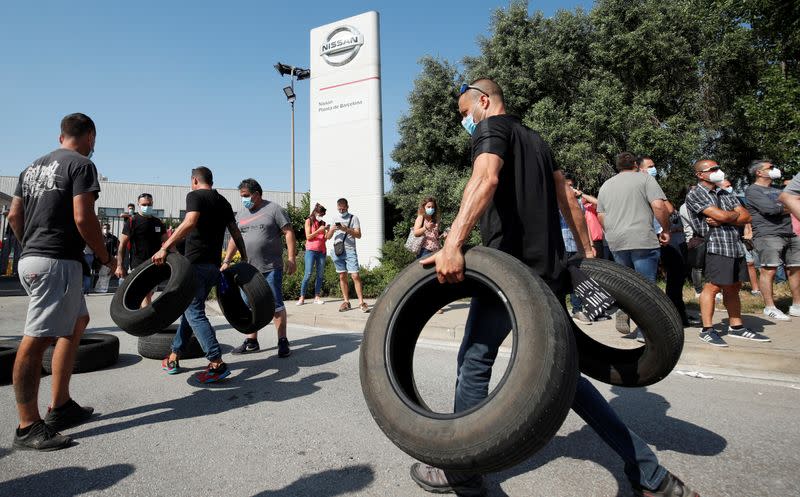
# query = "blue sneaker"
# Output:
<box><xmin>726</xmin><ymin>326</ymin><xmax>770</xmax><ymax>342</ymax></box>
<box><xmin>699</xmin><ymin>329</ymin><xmax>728</xmax><ymax>347</ymax></box>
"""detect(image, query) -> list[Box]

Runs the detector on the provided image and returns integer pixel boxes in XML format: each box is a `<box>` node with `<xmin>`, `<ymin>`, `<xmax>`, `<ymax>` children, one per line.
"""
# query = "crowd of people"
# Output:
<box><xmin>7</xmin><ymin>81</ymin><xmax>800</xmax><ymax>495</ymax></box>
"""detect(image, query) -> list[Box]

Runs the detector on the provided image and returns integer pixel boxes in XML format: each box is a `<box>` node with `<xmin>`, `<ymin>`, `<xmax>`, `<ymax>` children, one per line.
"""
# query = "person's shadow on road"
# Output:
<box><xmin>68</xmin><ymin>333</ymin><xmax>361</xmax><ymax>440</ymax></box>
<box><xmin>0</xmin><ymin>464</ymin><xmax>135</xmax><ymax>496</ymax></box>
<box><xmin>250</xmin><ymin>464</ymin><xmax>374</xmax><ymax>497</ymax></box>
<box><xmin>488</xmin><ymin>385</ymin><xmax>726</xmax><ymax>497</ymax></box>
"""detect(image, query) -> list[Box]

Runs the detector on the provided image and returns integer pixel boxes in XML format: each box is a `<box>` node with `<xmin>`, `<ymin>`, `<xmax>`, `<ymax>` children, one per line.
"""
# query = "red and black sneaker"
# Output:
<box><xmin>195</xmin><ymin>362</ymin><xmax>230</xmax><ymax>383</ymax></box>
<box><xmin>161</xmin><ymin>356</ymin><xmax>180</xmax><ymax>375</ymax></box>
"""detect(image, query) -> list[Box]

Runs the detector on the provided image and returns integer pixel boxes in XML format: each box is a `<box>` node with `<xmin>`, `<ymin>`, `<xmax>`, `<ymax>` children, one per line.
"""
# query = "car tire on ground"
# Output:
<box><xmin>571</xmin><ymin>257</ymin><xmax>684</xmax><ymax>387</ymax></box>
<box><xmin>42</xmin><ymin>333</ymin><xmax>120</xmax><ymax>374</ymax></box>
<box><xmin>137</xmin><ymin>324</ymin><xmax>205</xmax><ymax>360</ymax></box>
<box><xmin>110</xmin><ymin>253</ymin><xmax>196</xmax><ymax>337</ymax></box>
<box><xmin>360</xmin><ymin>246</ymin><xmax>578</xmax><ymax>473</ymax></box>
<box><xmin>0</xmin><ymin>340</ymin><xmax>19</xmax><ymax>384</ymax></box>
<box><xmin>217</xmin><ymin>263</ymin><xmax>275</xmax><ymax>334</ymax></box>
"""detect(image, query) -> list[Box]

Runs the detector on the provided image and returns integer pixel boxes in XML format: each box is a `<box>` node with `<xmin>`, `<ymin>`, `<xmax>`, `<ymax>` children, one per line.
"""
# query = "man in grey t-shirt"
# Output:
<box><xmin>745</xmin><ymin>160</ymin><xmax>800</xmax><ymax>320</ymax></box>
<box><xmin>326</xmin><ymin>198</ymin><xmax>368</xmax><ymax>312</ymax></box>
<box><xmin>222</xmin><ymin>178</ymin><xmax>297</xmax><ymax>357</ymax></box>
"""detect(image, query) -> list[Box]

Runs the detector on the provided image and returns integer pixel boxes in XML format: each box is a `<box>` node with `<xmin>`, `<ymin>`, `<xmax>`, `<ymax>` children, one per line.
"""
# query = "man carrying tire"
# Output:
<box><xmin>409</xmin><ymin>79</ymin><xmax>697</xmax><ymax>496</ymax></box>
<box><xmin>222</xmin><ymin>178</ymin><xmax>297</xmax><ymax>358</ymax></box>
<box><xmin>115</xmin><ymin>193</ymin><xmax>167</xmax><ymax>306</ymax></box>
<box><xmin>7</xmin><ymin>113</ymin><xmax>117</xmax><ymax>451</ymax></box>
<box><xmin>152</xmin><ymin>166</ymin><xmax>247</xmax><ymax>383</ymax></box>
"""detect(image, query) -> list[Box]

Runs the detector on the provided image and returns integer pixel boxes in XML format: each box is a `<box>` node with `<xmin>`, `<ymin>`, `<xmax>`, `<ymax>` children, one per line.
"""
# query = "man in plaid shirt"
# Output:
<box><xmin>685</xmin><ymin>159</ymin><xmax>769</xmax><ymax>346</ymax></box>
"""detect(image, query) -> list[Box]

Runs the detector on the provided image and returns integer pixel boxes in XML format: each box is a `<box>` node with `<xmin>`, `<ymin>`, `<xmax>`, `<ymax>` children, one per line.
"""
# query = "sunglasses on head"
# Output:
<box><xmin>459</xmin><ymin>83</ymin><xmax>489</xmax><ymax>97</ymax></box>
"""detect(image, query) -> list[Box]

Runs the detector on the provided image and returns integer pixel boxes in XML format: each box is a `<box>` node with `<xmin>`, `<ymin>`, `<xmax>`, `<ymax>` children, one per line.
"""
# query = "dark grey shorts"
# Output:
<box><xmin>754</xmin><ymin>234</ymin><xmax>800</xmax><ymax>268</ymax></box>
<box><xmin>18</xmin><ymin>257</ymin><xmax>88</xmax><ymax>337</ymax></box>
<box><xmin>704</xmin><ymin>253</ymin><xmax>747</xmax><ymax>286</ymax></box>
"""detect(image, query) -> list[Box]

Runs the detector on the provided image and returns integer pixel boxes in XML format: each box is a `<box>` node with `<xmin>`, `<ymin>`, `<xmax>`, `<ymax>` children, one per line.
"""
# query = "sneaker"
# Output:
<box><xmin>409</xmin><ymin>463</ymin><xmax>486</xmax><ymax>497</ymax></box>
<box><xmin>699</xmin><ymin>329</ymin><xmax>728</xmax><ymax>347</ymax></box>
<box><xmin>789</xmin><ymin>304</ymin><xmax>800</xmax><ymax>317</ymax></box>
<box><xmin>683</xmin><ymin>316</ymin><xmax>702</xmax><ymax>327</ymax></box>
<box><xmin>231</xmin><ymin>339</ymin><xmax>260</xmax><ymax>355</ymax></box>
<box><xmin>763</xmin><ymin>307</ymin><xmax>791</xmax><ymax>321</ymax></box>
<box><xmin>726</xmin><ymin>326</ymin><xmax>771</xmax><ymax>342</ymax></box>
<box><xmin>750</xmin><ymin>290</ymin><xmax>762</xmax><ymax>297</ymax></box>
<box><xmin>715</xmin><ymin>293</ymin><xmax>723</xmax><ymax>302</ymax></box>
<box><xmin>616</xmin><ymin>311</ymin><xmax>630</xmax><ymax>334</ymax></box>
<box><xmin>13</xmin><ymin>420</ymin><xmax>72</xmax><ymax>452</ymax></box>
<box><xmin>313</xmin><ymin>297</ymin><xmax>325</xmax><ymax>305</ymax></box>
<box><xmin>277</xmin><ymin>337</ymin><xmax>291</xmax><ymax>358</ymax></box>
<box><xmin>635</xmin><ymin>329</ymin><xmax>645</xmax><ymax>343</ymax></box>
<box><xmin>295</xmin><ymin>299</ymin><xmax>305</xmax><ymax>306</ymax></box>
<box><xmin>195</xmin><ymin>362</ymin><xmax>230</xmax><ymax>383</ymax></box>
<box><xmin>572</xmin><ymin>311</ymin><xmax>592</xmax><ymax>325</ymax></box>
<box><xmin>632</xmin><ymin>470</ymin><xmax>699</xmax><ymax>497</ymax></box>
<box><xmin>161</xmin><ymin>356</ymin><xmax>180</xmax><ymax>374</ymax></box>
<box><xmin>43</xmin><ymin>398</ymin><xmax>94</xmax><ymax>431</ymax></box>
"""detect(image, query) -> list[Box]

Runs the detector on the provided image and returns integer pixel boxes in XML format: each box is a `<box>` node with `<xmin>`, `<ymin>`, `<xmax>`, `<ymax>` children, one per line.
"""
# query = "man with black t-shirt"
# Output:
<box><xmin>115</xmin><ymin>192</ymin><xmax>167</xmax><ymax>306</ymax></box>
<box><xmin>7</xmin><ymin>113</ymin><xmax>117</xmax><ymax>451</ymax></box>
<box><xmin>152</xmin><ymin>166</ymin><xmax>247</xmax><ymax>383</ymax></box>
<box><xmin>409</xmin><ymin>80</ymin><xmax>697</xmax><ymax>497</ymax></box>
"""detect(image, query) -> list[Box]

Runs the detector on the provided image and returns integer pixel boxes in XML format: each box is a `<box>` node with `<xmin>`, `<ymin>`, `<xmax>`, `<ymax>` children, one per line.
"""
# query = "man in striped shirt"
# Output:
<box><xmin>685</xmin><ymin>159</ymin><xmax>769</xmax><ymax>346</ymax></box>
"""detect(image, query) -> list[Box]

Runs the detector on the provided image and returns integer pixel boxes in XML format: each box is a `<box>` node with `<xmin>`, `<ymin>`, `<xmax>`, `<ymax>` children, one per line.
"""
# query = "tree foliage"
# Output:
<box><xmin>388</xmin><ymin>0</ymin><xmax>800</xmax><ymax>228</ymax></box>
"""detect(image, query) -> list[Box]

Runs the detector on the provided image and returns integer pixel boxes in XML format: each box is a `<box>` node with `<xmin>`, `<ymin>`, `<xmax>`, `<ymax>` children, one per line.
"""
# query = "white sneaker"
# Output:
<box><xmin>789</xmin><ymin>304</ymin><xmax>800</xmax><ymax>317</ymax></box>
<box><xmin>763</xmin><ymin>307</ymin><xmax>791</xmax><ymax>321</ymax></box>
<box><xmin>313</xmin><ymin>298</ymin><xmax>325</xmax><ymax>305</ymax></box>
<box><xmin>715</xmin><ymin>293</ymin><xmax>723</xmax><ymax>302</ymax></box>
<box><xmin>296</xmin><ymin>300</ymin><xmax>305</xmax><ymax>306</ymax></box>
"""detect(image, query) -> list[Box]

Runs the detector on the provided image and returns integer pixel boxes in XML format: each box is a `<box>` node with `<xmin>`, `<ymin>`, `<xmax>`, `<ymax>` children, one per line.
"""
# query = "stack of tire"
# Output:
<box><xmin>360</xmin><ymin>247</ymin><xmax>683</xmax><ymax>473</ymax></box>
<box><xmin>110</xmin><ymin>253</ymin><xmax>274</xmax><ymax>356</ymax></box>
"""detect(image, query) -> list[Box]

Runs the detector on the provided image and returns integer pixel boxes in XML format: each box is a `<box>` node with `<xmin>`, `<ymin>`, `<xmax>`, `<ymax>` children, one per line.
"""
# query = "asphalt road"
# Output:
<box><xmin>0</xmin><ymin>295</ymin><xmax>799</xmax><ymax>497</ymax></box>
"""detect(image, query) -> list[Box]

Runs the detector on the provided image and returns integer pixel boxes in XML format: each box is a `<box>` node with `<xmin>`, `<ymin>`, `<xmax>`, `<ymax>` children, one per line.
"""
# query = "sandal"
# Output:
<box><xmin>360</xmin><ymin>302</ymin><xmax>370</xmax><ymax>313</ymax></box>
<box><xmin>339</xmin><ymin>301</ymin><xmax>351</xmax><ymax>312</ymax></box>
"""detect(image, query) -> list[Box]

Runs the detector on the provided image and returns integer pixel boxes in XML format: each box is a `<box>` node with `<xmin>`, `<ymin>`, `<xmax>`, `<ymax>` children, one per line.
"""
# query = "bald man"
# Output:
<box><xmin>408</xmin><ymin>78</ymin><xmax>698</xmax><ymax>497</ymax></box>
<box><xmin>684</xmin><ymin>160</ymin><xmax>769</xmax><ymax>346</ymax></box>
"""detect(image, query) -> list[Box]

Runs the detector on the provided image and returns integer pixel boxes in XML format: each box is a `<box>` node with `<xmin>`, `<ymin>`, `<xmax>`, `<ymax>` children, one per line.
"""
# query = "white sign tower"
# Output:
<box><xmin>309</xmin><ymin>11</ymin><xmax>384</xmax><ymax>267</ymax></box>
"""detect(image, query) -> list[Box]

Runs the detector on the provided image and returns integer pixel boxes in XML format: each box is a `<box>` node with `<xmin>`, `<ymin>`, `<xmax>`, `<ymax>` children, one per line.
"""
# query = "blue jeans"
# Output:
<box><xmin>300</xmin><ymin>250</ymin><xmax>326</xmax><ymax>297</ymax></box>
<box><xmin>611</xmin><ymin>248</ymin><xmax>661</xmax><ymax>282</ymax></box>
<box><xmin>172</xmin><ymin>263</ymin><xmax>222</xmax><ymax>362</ymax></box>
<box><xmin>455</xmin><ymin>292</ymin><xmax>666</xmax><ymax>489</ymax></box>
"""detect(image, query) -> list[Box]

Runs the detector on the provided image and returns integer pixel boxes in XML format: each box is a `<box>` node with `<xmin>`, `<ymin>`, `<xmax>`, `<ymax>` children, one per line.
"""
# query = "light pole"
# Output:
<box><xmin>274</xmin><ymin>62</ymin><xmax>310</xmax><ymax>207</ymax></box>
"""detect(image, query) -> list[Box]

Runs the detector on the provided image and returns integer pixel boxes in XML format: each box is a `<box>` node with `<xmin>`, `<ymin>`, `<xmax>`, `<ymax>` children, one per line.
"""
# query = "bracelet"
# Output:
<box><xmin>222</xmin><ymin>260</ymin><xmax>232</xmax><ymax>264</ymax></box>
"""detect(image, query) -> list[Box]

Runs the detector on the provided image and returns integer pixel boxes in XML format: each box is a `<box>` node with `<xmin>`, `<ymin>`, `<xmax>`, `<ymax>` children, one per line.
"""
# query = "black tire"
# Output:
<box><xmin>42</xmin><ymin>333</ymin><xmax>120</xmax><ymax>374</ymax></box>
<box><xmin>0</xmin><ymin>340</ymin><xmax>19</xmax><ymax>384</ymax></box>
<box><xmin>137</xmin><ymin>324</ymin><xmax>205</xmax><ymax>360</ymax></box>
<box><xmin>360</xmin><ymin>246</ymin><xmax>578</xmax><ymax>473</ymax></box>
<box><xmin>572</xmin><ymin>258</ymin><xmax>684</xmax><ymax>387</ymax></box>
<box><xmin>217</xmin><ymin>263</ymin><xmax>275</xmax><ymax>334</ymax></box>
<box><xmin>110</xmin><ymin>253</ymin><xmax>197</xmax><ymax>337</ymax></box>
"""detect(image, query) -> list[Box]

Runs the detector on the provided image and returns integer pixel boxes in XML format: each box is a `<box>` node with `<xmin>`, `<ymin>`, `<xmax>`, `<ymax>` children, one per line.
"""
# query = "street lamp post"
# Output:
<box><xmin>274</xmin><ymin>62</ymin><xmax>310</xmax><ymax>207</ymax></box>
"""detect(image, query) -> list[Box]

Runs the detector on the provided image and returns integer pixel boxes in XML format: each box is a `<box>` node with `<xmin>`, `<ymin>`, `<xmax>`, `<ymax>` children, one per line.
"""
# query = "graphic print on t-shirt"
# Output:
<box><xmin>22</xmin><ymin>161</ymin><xmax>62</xmax><ymax>199</ymax></box>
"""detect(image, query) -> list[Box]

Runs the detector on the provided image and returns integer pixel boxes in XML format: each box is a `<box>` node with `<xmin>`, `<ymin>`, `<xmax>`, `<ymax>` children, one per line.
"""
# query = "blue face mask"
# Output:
<box><xmin>723</xmin><ymin>186</ymin><xmax>733</xmax><ymax>194</ymax></box>
<box><xmin>647</xmin><ymin>167</ymin><xmax>657</xmax><ymax>177</ymax></box>
<box><xmin>425</xmin><ymin>207</ymin><xmax>435</xmax><ymax>216</ymax></box>
<box><xmin>86</xmin><ymin>148</ymin><xmax>94</xmax><ymax>160</ymax></box>
<box><xmin>140</xmin><ymin>205</ymin><xmax>152</xmax><ymax>216</ymax></box>
<box><xmin>242</xmin><ymin>197</ymin><xmax>254</xmax><ymax>209</ymax></box>
<box><xmin>461</xmin><ymin>114</ymin><xmax>477</xmax><ymax>135</ymax></box>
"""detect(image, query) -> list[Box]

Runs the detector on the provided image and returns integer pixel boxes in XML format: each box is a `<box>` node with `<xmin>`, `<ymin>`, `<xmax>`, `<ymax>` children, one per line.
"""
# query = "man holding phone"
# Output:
<box><xmin>326</xmin><ymin>198</ymin><xmax>368</xmax><ymax>312</ymax></box>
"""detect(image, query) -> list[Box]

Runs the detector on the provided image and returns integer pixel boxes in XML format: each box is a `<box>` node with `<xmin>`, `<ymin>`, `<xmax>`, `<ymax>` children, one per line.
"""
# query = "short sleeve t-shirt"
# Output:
<box><xmin>330</xmin><ymin>212</ymin><xmax>360</xmax><ymax>250</ymax></box>
<box><xmin>236</xmin><ymin>200</ymin><xmax>291</xmax><ymax>273</ymax></box>
<box><xmin>597</xmin><ymin>172</ymin><xmax>666</xmax><ymax>251</ymax></box>
<box><xmin>123</xmin><ymin>214</ymin><xmax>166</xmax><ymax>266</ymax></box>
<box><xmin>471</xmin><ymin>115</ymin><xmax>565</xmax><ymax>281</ymax></box>
<box><xmin>183</xmin><ymin>189</ymin><xmax>235</xmax><ymax>265</ymax></box>
<box><xmin>786</xmin><ymin>174</ymin><xmax>800</xmax><ymax>196</ymax></box>
<box><xmin>744</xmin><ymin>184</ymin><xmax>792</xmax><ymax>237</ymax></box>
<box><xmin>14</xmin><ymin>148</ymin><xmax>100</xmax><ymax>262</ymax></box>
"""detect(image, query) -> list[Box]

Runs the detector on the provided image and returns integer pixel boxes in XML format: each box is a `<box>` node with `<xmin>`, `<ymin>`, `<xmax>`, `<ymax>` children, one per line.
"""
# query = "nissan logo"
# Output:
<box><xmin>320</xmin><ymin>25</ymin><xmax>364</xmax><ymax>67</ymax></box>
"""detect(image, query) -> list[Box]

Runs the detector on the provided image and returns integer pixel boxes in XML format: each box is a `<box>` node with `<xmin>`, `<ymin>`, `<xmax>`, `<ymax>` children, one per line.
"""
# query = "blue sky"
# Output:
<box><xmin>0</xmin><ymin>0</ymin><xmax>591</xmax><ymax>193</ymax></box>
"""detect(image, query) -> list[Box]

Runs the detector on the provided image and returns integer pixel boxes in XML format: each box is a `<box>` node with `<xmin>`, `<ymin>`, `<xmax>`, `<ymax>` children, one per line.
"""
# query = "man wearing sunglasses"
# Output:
<box><xmin>685</xmin><ymin>160</ymin><xmax>768</xmax><ymax>347</ymax></box>
<box><xmin>744</xmin><ymin>160</ymin><xmax>800</xmax><ymax>321</ymax></box>
<box><xmin>410</xmin><ymin>79</ymin><xmax>698</xmax><ymax>497</ymax></box>
<box><xmin>115</xmin><ymin>193</ymin><xmax>167</xmax><ymax>307</ymax></box>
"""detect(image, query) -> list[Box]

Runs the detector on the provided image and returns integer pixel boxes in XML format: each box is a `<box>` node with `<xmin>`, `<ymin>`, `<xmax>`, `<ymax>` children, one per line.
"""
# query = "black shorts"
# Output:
<box><xmin>704</xmin><ymin>253</ymin><xmax>747</xmax><ymax>286</ymax></box>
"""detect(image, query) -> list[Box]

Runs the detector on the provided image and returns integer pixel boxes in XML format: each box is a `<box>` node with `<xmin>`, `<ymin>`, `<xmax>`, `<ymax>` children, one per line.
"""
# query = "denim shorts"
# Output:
<box><xmin>754</xmin><ymin>235</ymin><xmax>800</xmax><ymax>268</ymax></box>
<box><xmin>263</xmin><ymin>269</ymin><xmax>285</xmax><ymax>313</ymax></box>
<box><xmin>333</xmin><ymin>248</ymin><xmax>359</xmax><ymax>273</ymax></box>
<box><xmin>18</xmin><ymin>256</ymin><xmax>88</xmax><ymax>337</ymax></box>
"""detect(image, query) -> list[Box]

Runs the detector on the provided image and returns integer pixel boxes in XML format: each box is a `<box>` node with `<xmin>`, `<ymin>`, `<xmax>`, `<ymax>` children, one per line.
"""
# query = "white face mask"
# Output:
<box><xmin>708</xmin><ymin>170</ymin><xmax>725</xmax><ymax>183</ymax></box>
<box><xmin>768</xmin><ymin>168</ymin><xmax>782</xmax><ymax>180</ymax></box>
